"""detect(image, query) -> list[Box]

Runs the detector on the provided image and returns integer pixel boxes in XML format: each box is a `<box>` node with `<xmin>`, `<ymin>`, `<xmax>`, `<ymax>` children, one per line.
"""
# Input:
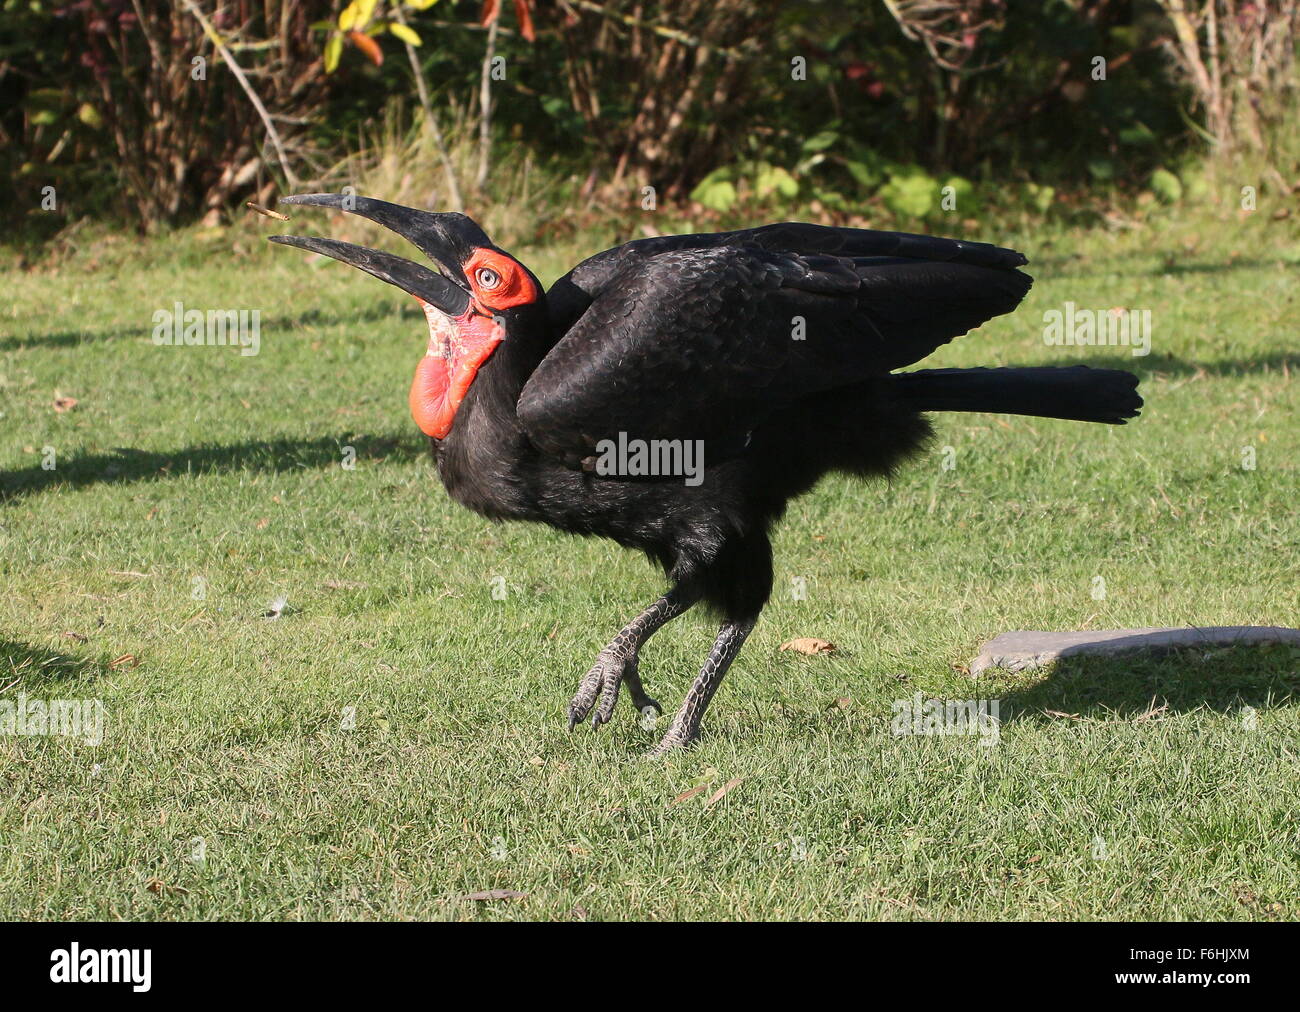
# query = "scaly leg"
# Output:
<box><xmin>650</xmin><ymin>617</ymin><xmax>756</xmax><ymax>754</ymax></box>
<box><xmin>567</xmin><ymin>585</ymin><xmax>699</xmax><ymax>730</ymax></box>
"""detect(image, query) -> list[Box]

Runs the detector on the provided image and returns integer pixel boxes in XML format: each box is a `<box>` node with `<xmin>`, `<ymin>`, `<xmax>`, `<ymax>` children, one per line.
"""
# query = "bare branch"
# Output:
<box><xmin>177</xmin><ymin>0</ymin><xmax>299</xmax><ymax>190</ymax></box>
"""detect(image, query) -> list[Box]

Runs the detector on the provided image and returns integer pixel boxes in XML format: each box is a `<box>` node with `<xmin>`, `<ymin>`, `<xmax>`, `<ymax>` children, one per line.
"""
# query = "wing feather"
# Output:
<box><xmin>522</xmin><ymin>228</ymin><xmax>1030</xmax><ymax>468</ymax></box>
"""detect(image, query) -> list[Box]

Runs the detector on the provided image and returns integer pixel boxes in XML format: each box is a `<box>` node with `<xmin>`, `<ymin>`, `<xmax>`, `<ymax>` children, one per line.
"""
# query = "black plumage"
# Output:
<box><xmin>272</xmin><ymin>195</ymin><xmax>1142</xmax><ymax>752</ymax></box>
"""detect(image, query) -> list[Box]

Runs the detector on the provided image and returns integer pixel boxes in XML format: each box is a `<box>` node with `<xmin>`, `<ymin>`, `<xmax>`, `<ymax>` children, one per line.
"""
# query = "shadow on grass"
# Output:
<box><xmin>1</xmin><ymin>434</ymin><xmax>428</xmax><ymax>503</ymax></box>
<box><xmin>1031</xmin><ymin>255</ymin><xmax>1283</xmax><ymax>278</ymax></box>
<box><xmin>0</xmin><ymin>302</ymin><xmax>419</xmax><ymax>352</ymax></box>
<box><xmin>1153</xmin><ymin>259</ymin><xmax>1284</xmax><ymax>277</ymax></box>
<box><xmin>0</xmin><ymin>640</ymin><xmax>101</xmax><ymax>688</ymax></box>
<box><xmin>997</xmin><ymin>643</ymin><xmax>1300</xmax><ymax>724</ymax></box>
<box><xmin>1026</xmin><ymin>352</ymin><xmax>1299</xmax><ymax>379</ymax></box>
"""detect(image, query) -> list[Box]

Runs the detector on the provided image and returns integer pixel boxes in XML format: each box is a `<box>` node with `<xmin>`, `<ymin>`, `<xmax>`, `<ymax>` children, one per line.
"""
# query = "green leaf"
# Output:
<box><xmin>842</xmin><ymin>158</ymin><xmax>883</xmax><ymax>190</ymax></box>
<box><xmin>693</xmin><ymin>166</ymin><xmax>735</xmax><ymax>188</ymax></box>
<box><xmin>389</xmin><ymin>22</ymin><xmax>422</xmax><ymax>46</ymax></box>
<box><xmin>338</xmin><ymin>1</ymin><xmax>361</xmax><ymax>32</ymax></box>
<box><xmin>755</xmin><ymin>165</ymin><xmax>798</xmax><ymax>201</ymax></box>
<box><xmin>801</xmin><ymin>131</ymin><xmax>839</xmax><ymax>153</ymax></box>
<box><xmin>1024</xmin><ymin>182</ymin><xmax>1055</xmax><ymax>214</ymax></box>
<box><xmin>1118</xmin><ymin>123</ymin><xmax>1156</xmax><ymax>146</ymax></box>
<box><xmin>339</xmin><ymin>0</ymin><xmax>378</xmax><ymax>32</ymax></box>
<box><xmin>1150</xmin><ymin>168</ymin><xmax>1183</xmax><ymax>203</ymax></box>
<box><xmin>324</xmin><ymin>34</ymin><xmax>343</xmax><ymax>74</ymax></box>
<box><xmin>692</xmin><ymin>180</ymin><xmax>737</xmax><ymax>213</ymax></box>
<box><xmin>879</xmin><ymin>172</ymin><xmax>935</xmax><ymax>218</ymax></box>
<box><xmin>26</xmin><ymin>87</ymin><xmax>64</xmax><ymax>127</ymax></box>
<box><xmin>811</xmin><ymin>187</ymin><xmax>849</xmax><ymax>212</ymax></box>
<box><xmin>943</xmin><ymin>175</ymin><xmax>972</xmax><ymax>195</ymax></box>
<box><xmin>1087</xmin><ymin>158</ymin><xmax>1114</xmax><ymax>181</ymax></box>
<box><xmin>690</xmin><ymin>169</ymin><xmax>738</xmax><ymax>212</ymax></box>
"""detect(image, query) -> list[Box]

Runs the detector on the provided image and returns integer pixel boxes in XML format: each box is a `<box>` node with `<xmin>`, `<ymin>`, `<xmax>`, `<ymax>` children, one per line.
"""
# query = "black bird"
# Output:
<box><xmin>271</xmin><ymin>194</ymin><xmax>1141</xmax><ymax>753</ymax></box>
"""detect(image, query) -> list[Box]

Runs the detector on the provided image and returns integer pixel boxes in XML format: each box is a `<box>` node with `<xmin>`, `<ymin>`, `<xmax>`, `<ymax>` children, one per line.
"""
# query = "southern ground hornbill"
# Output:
<box><xmin>271</xmin><ymin>194</ymin><xmax>1141</xmax><ymax>753</ymax></box>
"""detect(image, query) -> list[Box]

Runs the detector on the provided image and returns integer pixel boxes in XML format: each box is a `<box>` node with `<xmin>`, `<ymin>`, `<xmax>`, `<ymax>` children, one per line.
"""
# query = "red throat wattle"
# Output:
<box><xmin>403</xmin><ymin>245</ymin><xmax>535</xmax><ymax>434</ymax></box>
<box><xmin>408</xmin><ymin>248</ymin><xmax>538</xmax><ymax>439</ymax></box>
<box><xmin>409</xmin><ymin>300</ymin><xmax>503</xmax><ymax>439</ymax></box>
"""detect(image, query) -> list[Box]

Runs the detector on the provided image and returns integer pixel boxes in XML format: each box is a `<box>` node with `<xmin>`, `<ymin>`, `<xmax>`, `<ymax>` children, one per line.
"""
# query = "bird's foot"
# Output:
<box><xmin>566</xmin><ymin>649</ymin><xmax>661</xmax><ymax>730</ymax></box>
<box><xmin>645</xmin><ymin>730</ymin><xmax>696</xmax><ymax>756</ymax></box>
<box><xmin>644</xmin><ymin>713</ymin><xmax>700</xmax><ymax>755</ymax></box>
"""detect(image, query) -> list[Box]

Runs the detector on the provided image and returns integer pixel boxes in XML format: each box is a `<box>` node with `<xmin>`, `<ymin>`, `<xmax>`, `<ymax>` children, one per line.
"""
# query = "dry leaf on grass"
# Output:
<box><xmin>52</xmin><ymin>395</ymin><xmax>79</xmax><ymax>413</ymax></box>
<box><xmin>705</xmin><ymin>777</ymin><xmax>744</xmax><ymax>807</ymax></box>
<box><xmin>108</xmin><ymin>653</ymin><xmax>139</xmax><ymax>670</ymax></box>
<box><xmin>780</xmin><ymin>637</ymin><xmax>836</xmax><ymax>655</ymax></box>
<box><xmin>144</xmin><ymin>877</ymin><xmax>188</xmax><ymax>896</ymax></box>
<box><xmin>670</xmin><ymin>784</ymin><xmax>709</xmax><ymax>806</ymax></box>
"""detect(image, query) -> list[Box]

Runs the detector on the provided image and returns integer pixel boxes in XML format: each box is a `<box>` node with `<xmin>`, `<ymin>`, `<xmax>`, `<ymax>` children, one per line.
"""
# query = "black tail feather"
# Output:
<box><xmin>894</xmin><ymin>366</ymin><xmax>1142</xmax><ymax>424</ymax></box>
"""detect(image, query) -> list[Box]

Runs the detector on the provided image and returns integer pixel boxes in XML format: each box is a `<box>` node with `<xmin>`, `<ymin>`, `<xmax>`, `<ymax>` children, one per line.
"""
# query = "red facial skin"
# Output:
<box><xmin>409</xmin><ymin>249</ymin><xmax>538</xmax><ymax>439</ymax></box>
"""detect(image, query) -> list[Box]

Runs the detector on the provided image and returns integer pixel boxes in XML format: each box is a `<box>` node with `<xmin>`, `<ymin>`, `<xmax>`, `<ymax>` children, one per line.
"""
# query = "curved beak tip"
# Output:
<box><xmin>266</xmin><ymin>234</ymin><xmax>314</xmax><ymax>253</ymax></box>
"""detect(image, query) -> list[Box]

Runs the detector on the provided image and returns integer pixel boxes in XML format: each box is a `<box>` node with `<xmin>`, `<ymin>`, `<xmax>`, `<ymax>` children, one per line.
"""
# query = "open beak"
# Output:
<box><xmin>270</xmin><ymin>193</ymin><xmax>507</xmax><ymax>441</ymax></box>
<box><xmin>268</xmin><ymin>193</ymin><xmax>475</xmax><ymax>318</ymax></box>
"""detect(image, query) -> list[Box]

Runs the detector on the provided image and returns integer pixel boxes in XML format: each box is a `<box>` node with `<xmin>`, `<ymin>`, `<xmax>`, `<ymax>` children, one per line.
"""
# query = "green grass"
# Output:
<box><xmin>1</xmin><ymin>208</ymin><xmax>1297</xmax><ymax>921</ymax></box>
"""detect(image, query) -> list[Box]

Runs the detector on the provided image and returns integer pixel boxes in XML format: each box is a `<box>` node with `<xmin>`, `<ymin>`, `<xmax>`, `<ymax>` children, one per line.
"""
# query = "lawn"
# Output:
<box><xmin>1</xmin><ymin>208</ymin><xmax>1297</xmax><ymax>920</ymax></box>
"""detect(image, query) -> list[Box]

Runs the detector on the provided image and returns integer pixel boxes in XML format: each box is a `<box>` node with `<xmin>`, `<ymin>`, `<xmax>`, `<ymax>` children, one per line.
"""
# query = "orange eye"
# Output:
<box><xmin>464</xmin><ymin>248</ymin><xmax>538</xmax><ymax>310</ymax></box>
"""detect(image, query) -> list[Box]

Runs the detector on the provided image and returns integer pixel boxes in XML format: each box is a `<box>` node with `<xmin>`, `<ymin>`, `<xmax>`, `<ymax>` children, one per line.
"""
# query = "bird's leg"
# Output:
<box><xmin>567</xmin><ymin>586</ymin><xmax>698</xmax><ymax>730</ymax></box>
<box><xmin>650</xmin><ymin>617</ymin><xmax>756</xmax><ymax>754</ymax></box>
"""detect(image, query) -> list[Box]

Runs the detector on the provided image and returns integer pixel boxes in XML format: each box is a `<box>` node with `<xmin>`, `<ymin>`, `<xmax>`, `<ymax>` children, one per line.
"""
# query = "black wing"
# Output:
<box><xmin>519</xmin><ymin>223</ymin><xmax>1031</xmax><ymax>467</ymax></box>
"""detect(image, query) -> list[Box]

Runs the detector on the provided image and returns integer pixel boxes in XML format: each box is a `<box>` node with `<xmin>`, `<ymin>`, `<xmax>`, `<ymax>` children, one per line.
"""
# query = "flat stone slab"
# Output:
<box><xmin>970</xmin><ymin>626</ymin><xmax>1300</xmax><ymax>678</ymax></box>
